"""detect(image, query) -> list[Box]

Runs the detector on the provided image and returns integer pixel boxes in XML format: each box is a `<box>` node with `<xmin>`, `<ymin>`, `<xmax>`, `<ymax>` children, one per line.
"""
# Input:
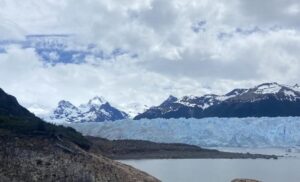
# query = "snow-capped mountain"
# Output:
<box><xmin>135</xmin><ymin>82</ymin><xmax>300</xmax><ymax>119</ymax></box>
<box><xmin>45</xmin><ymin>96</ymin><xmax>128</xmax><ymax>123</ymax></box>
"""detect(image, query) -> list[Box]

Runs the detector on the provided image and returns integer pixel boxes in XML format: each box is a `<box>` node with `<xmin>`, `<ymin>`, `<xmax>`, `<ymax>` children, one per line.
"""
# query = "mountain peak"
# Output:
<box><xmin>88</xmin><ymin>96</ymin><xmax>107</xmax><ymax>106</ymax></box>
<box><xmin>293</xmin><ymin>84</ymin><xmax>300</xmax><ymax>89</ymax></box>
<box><xmin>255</xmin><ymin>82</ymin><xmax>281</xmax><ymax>88</ymax></box>
<box><xmin>225</xmin><ymin>89</ymin><xmax>248</xmax><ymax>97</ymax></box>
<box><xmin>58</xmin><ymin>100</ymin><xmax>75</xmax><ymax>107</ymax></box>
<box><xmin>253</xmin><ymin>82</ymin><xmax>283</xmax><ymax>94</ymax></box>
<box><xmin>166</xmin><ymin>95</ymin><xmax>178</xmax><ymax>102</ymax></box>
<box><xmin>260</xmin><ymin>82</ymin><xmax>279</xmax><ymax>85</ymax></box>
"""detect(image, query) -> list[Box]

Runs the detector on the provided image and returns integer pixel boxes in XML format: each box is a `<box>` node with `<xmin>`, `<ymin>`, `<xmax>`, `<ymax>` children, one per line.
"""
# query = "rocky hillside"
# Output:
<box><xmin>0</xmin><ymin>134</ymin><xmax>158</xmax><ymax>182</ymax></box>
<box><xmin>0</xmin><ymin>88</ymin><xmax>35</xmax><ymax>118</ymax></box>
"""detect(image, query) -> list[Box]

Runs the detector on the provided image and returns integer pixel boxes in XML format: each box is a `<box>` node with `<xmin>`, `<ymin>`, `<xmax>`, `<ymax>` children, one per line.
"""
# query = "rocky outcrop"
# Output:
<box><xmin>231</xmin><ymin>179</ymin><xmax>261</xmax><ymax>182</ymax></box>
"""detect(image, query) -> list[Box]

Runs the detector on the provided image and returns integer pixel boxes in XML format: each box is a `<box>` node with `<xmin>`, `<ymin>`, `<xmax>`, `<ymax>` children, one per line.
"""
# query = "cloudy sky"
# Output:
<box><xmin>1</xmin><ymin>0</ymin><xmax>300</xmax><ymax>115</ymax></box>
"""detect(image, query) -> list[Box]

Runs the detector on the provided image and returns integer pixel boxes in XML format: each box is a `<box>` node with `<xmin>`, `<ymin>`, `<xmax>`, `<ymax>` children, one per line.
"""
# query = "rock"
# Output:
<box><xmin>231</xmin><ymin>179</ymin><xmax>261</xmax><ymax>182</ymax></box>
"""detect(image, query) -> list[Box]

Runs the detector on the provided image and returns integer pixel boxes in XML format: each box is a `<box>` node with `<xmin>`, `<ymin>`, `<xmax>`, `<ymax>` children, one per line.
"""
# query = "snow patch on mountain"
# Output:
<box><xmin>254</xmin><ymin>83</ymin><xmax>282</xmax><ymax>94</ymax></box>
<box><xmin>67</xmin><ymin>117</ymin><xmax>300</xmax><ymax>148</ymax></box>
<box><xmin>284</xmin><ymin>90</ymin><xmax>296</xmax><ymax>98</ymax></box>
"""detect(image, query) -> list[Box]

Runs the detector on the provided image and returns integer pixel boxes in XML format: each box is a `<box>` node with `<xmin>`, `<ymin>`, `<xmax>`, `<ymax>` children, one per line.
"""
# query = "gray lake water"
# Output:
<box><xmin>121</xmin><ymin>149</ymin><xmax>300</xmax><ymax>182</ymax></box>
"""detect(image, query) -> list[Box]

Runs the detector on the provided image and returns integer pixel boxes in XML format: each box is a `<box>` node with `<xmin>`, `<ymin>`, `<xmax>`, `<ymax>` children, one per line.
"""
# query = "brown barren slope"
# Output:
<box><xmin>0</xmin><ymin>133</ymin><xmax>160</xmax><ymax>182</ymax></box>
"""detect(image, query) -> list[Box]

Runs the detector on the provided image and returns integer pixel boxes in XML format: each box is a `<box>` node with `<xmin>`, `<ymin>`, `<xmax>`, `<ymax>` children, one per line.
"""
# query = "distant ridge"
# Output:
<box><xmin>135</xmin><ymin>82</ymin><xmax>300</xmax><ymax>119</ymax></box>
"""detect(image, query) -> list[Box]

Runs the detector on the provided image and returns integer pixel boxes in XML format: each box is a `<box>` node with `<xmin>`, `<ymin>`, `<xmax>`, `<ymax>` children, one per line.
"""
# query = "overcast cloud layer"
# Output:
<box><xmin>1</xmin><ymin>0</ymin><xmax>300</xmax><ymax>115</ymax></box>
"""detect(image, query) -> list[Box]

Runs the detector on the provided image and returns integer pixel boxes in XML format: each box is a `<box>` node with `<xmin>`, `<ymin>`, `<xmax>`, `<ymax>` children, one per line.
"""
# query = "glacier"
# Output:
<box><xmin>66</xmin><ymin>117</ymin><xmax>300</xmax><ymax>148</ymax></box>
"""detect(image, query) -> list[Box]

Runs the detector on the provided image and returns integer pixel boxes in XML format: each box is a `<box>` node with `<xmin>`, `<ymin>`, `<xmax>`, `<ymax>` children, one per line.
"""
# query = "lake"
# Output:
<box><xmin>121</xmin><ymin>149</ymin><xmax>300</xmax><ymax>182</ymax></box>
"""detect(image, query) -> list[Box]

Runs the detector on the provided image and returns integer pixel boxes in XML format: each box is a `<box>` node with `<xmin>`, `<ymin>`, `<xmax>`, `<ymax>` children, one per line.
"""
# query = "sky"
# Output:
<box><xmin>1</xmin><ymin>0</ymin><xmax>300</xmax><ymax>115</ymax></box>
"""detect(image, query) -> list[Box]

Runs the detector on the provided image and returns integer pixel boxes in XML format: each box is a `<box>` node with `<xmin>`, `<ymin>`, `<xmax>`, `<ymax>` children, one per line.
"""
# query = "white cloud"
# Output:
<box><xmin>0</xmin><ymin>47</ymin><xmax>208</xmax><ymax>115</ymax></box>
<box><xmin>1</xmin><ymin>0</ymin><xmax>300</xmax><ymax>115</ymax></box>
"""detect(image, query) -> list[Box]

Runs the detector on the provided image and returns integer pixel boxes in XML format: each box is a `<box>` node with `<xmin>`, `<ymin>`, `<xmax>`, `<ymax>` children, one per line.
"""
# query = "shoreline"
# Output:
<box><xmin>87</xmin><ymin>136</ymin><xmax>278</xmax><ymax>160</ymax></box>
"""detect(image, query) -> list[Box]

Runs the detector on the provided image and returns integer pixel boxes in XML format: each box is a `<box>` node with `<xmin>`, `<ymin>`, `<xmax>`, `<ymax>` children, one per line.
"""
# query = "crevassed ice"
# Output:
<box><xmin>66</xmin><ymin>117</ymin><xmax>300</xmax><ymax>148</ymax></box>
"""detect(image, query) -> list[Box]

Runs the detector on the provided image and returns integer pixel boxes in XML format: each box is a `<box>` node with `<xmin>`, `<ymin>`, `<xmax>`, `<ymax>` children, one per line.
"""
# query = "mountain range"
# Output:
<box><xmin>134</xmin><ymin>82</ymin><xmax>300</xmax><ymax>119</ymax></box>
<box><xmin>43</xmin><ymin>82</ymin><xmax>300</xmax><ymax>122</ymax></box>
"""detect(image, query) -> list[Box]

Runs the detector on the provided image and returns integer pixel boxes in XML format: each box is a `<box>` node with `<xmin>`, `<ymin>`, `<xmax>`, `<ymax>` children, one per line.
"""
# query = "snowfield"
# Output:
<box><xmin>66</xmin><ymin>117</ymin><xmax>300</xmax><ymax>148</ymax></box>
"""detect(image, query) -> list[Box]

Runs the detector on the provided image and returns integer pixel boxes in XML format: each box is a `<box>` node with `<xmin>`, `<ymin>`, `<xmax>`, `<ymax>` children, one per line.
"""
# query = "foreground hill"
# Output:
<box><xmin>0</xmin><ymin>88</ymin><xmax>158</xmax><ymax>182</ymax></box>
<box><xmin>135</xmin><ymin>83</ymin><xmax>300</xmax><ymax>119</ymax></box>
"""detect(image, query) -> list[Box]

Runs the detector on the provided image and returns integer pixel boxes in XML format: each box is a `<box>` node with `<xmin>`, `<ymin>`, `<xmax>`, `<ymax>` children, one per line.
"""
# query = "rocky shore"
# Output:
<box><xmin>88</xmin><ymin>136</ymin><xmax>278</xmax><ymax>160</ymax></box>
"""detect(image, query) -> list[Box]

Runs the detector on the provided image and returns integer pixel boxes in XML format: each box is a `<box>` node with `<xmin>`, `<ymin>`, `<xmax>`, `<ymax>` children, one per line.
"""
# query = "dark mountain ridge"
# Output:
<box><xmin>0</xmin><ymin>88</ymin><xmax>35</xmax><ymax>118</ymax></box>
<box><xmin>135</xmin><ymin>82</ymin><xmax>300</xmax><ymax>119</ymax></box>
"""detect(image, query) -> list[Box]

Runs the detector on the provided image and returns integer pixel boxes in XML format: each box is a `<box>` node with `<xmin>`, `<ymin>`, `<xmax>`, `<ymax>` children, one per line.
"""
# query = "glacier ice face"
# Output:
<box><xmin>66</xmin><ymin>117</ymin><xmax>300</xmax><ymax>148</ymax></box>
